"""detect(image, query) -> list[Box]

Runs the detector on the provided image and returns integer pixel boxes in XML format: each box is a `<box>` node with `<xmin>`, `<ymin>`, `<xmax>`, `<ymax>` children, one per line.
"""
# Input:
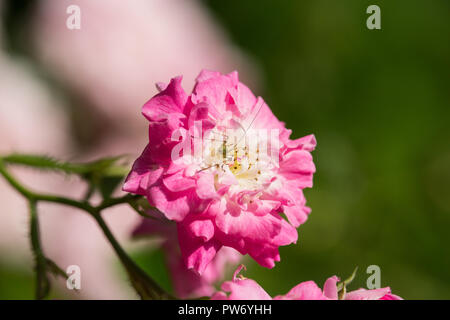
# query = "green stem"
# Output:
<box><xmin>92</xmin><ymin>211</ymin><xmax>172</xmax><ymax>299</ymax></box>
<box><xmin>97</xmin><ymin>194</ymin><xmax>141</xmax><ymax>211</ymax></box>
<box><xmin>0</xmin><ymin>161</ymin><xmax>34</xmax><ymax>198</ymax></box>
<box><xmin>0</xmin><ymin>160</ymin><xmax>93</xmax><ymax>211</ymax></box>
<box><xmin>29</xmin><ymin>200</ymin><xmax>50</xmax><ymax>299</ymax></box>
<box><xmin>0</xmin><ymin>159</ymin><xmax>171</xmax><ymax>300</ymax></box>
<box><xmin>36</xmin><ymin>194</ymin><xmax>94</xmax><ymax>212</ymax></box>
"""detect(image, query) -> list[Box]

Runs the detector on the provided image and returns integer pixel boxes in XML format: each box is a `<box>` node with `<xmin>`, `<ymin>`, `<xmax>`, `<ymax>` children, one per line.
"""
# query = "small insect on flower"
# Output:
<box><xmin>123</xmin><ymin>70</ymin><xmax>316</xmax><ymax>274</ymax></box>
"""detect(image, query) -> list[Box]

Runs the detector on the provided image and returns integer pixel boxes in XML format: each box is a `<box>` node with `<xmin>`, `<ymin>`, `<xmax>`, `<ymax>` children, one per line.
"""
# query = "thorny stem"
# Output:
<box><xmin>29</xmin><ymin>200</ymin><xmax>50</xmax><ymax>299</ymax></box>
<box><xmin>92</xmin><ymin>211</ymin><xmax>171</xmax><ymax>299</ymax></box>
<box><xmin>0</xmin><ymin>159</ymin><xmax>171</xmax><ymax>300</ymax></box>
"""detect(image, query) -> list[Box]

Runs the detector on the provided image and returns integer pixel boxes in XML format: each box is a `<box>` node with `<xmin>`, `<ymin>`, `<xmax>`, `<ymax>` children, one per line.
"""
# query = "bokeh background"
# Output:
<box><xmin>0</xmin><ymin>0</ymin><xmax>449</xmax><ymax>299</ymax></box>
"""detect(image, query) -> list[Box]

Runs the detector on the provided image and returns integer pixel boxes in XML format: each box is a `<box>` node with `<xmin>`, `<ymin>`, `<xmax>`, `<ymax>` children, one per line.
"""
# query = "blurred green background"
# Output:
<box><xmin>1</xmin><ymin>0</ymin><xmax>449</xmax><ymax>299</ymax></box>
<box><xmin>202</xmin><ymin>0</ymin><xmax>450</xmax><ymax>299</ymax></box>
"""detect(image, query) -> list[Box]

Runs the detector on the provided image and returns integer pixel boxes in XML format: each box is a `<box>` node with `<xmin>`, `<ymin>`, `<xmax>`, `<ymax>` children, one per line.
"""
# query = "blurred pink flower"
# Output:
<box><xmin>0</xmin><ymin>50</ymin><xmax>70</xmax><ymax>261</ymax></box>
<box><xmin>33</xmin><ymin>0</ymin><xmax>256</xmax><ymax>154</ymax></box>
<box><xmin>0</xmin><ymin>52</ymin><xmax>136</xmax><ymax>297</ymax></box>
<box><xmin>133</xmin><ymin>210</ymin><xmax>241</xmax><ymax>298</ymax></box>
<box><xmin>0</xmin><ymin>0</ymin><xmax>256</xmax><ymax>299</ymax></box>
<box><xmin>124</xmin><ymin>70</ymin><xmax>316</xmax><ymax>274</ymax></box>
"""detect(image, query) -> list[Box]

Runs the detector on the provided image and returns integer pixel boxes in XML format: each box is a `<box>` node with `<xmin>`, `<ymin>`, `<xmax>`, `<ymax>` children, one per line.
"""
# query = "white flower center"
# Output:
<box><xmin>198</xmin><ymin>125</ymin><xmax>278</xmax><ymax>191</ymax></box>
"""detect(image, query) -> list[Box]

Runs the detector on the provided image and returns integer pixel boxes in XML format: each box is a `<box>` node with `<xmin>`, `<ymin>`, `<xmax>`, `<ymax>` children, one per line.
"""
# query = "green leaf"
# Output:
<box><xmin>2</xmin><ymin>154</ymin><xmax>86</xmax><ymax>174</ymax></box>
<box><xmin>2</xmin><ymin>153</ymin><xmax>130</xmax><ymax>201</ymax></box>
<box><xmin>81</xmin><ymin>156</ymin><xmax>128</xmax><ymax>199</ymax></box>
<box><xmin>128</xmin><ymin>198</ymin><xmax>160</xmax><ymax>220</ymax></box>
<box><xmin>337</xmin><ymin>266</ymin><xmax>358</xmax><ymax>300</ymax></box>
<box><xmin>98</xmin><ymin>176</ymin><xmax>124</xmax><ymax>199</ymax></box>
<box><xmin>1</xmin><ymin>154</ymin><xmax>129</xmax><ymax>179</ymax></box>
<box><xmin>83</xmin><ymin>156</ymin><xmax>125</xmax><ymax>174</ymax></box>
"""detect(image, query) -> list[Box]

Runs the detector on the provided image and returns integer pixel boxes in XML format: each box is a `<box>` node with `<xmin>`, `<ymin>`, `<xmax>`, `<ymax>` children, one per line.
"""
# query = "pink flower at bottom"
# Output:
<box><xmin>322</xmin><ymin>276</ymin><xmax>403</xmax><ymax>300</ymax></box>
<box><xmin>124</xmin><ymin>70</ymin><xmax>316</xmax><ymax>274</ymax></box>
<box><xmin>212</xmin><ymin>266</ymin><xmax>402</xmax><ymax>300</ymax></box>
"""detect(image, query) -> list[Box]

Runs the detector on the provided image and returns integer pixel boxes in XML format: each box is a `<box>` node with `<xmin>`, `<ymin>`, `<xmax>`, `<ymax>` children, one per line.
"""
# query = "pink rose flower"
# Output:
<box><xmin>124</xmin><ymin>70</ymin><xmax>316</xmax><ymax>274</ymax></box>
<box><xmin>133</xmin><ymin>210</ymin><xmax>240</xmax><ymax>298</ymax></box>
<box><xmin>212</xmin><ymin>266</ymin><xmax>402</xmax><ymax>300</ymax></box>
<box><xmin>212</xmin><ymin>265</ymin><xmax>326</xmax><ymax>300</ymax></box>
